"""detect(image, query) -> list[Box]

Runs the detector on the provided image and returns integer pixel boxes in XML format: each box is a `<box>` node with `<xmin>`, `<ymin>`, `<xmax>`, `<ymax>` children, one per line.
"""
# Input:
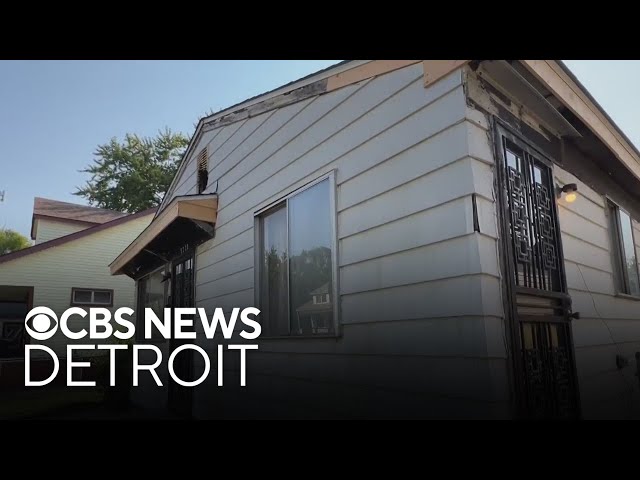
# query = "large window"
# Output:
<box><xmin>608</xmin><ymin>201</ymin><xmax>640</xmax><ymax>297</ymax></box>
<box><xmin>137</xmin><ymin>268</ymin><xmax>169</xmax><ymax>341</ymax></box>
<box><xmin>257</xmin><ymin>176</ymin><xmax>336</xmax><ymax>337</ymax></box>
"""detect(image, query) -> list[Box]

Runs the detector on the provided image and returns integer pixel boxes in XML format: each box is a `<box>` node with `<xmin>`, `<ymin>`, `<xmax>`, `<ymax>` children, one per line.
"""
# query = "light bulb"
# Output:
<box><xmin>565</xmin><ymin>192</ymin><xmax>577</xmax><ymax>203</ymax></box>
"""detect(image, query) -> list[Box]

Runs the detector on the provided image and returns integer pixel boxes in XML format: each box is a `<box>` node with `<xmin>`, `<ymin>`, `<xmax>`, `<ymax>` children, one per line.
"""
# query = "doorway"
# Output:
<box><xmin>494</xmin><ymin>123</ymin><xmax>581</xmax><ymax>419</ymax></box>
<box><xmin>167</xmin><ymin>250</ymin><xmax>195</xmax><ymax>418</ymax></box>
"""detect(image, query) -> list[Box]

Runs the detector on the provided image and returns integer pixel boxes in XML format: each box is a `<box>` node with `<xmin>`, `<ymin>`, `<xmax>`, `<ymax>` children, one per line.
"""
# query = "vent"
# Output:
<box><xmin>197</xmin><ymin>147</ymin><xmax>209</xmax><ymax>194</ymax></box>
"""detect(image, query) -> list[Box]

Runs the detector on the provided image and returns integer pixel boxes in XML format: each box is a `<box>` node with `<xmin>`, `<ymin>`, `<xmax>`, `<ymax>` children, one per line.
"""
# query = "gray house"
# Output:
<box><xmin>111</xmin><ymin>60</ymin><xmax>640</xmax><ymax>419</ymax></box>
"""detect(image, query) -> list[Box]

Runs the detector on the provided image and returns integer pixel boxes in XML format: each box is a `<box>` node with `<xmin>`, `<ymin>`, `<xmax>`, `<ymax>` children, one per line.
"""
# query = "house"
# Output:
<box><xmin>0</xmin><ymin>198</ymin><xmax>154</xmax><ymax>371</ymax></box>
<box><xmin>111</xmin><ymin>60</ymin><xmax>640</xmax><ymax>419</ymax></box>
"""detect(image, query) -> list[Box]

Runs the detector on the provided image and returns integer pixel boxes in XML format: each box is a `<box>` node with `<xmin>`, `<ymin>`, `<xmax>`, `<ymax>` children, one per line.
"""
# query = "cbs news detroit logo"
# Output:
<box><xmin>24</xmin><ymin>306</ymin><xmax>261</xmax><ymax>387</ymax></box>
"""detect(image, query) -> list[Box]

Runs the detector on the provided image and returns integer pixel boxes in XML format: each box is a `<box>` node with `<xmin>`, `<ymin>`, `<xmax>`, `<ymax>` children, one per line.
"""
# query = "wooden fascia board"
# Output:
<box><xmin>423</xmin><ymin>60</ymin><xmax>470</xmax><ymax>87</ymax></box>
<box><xmin>325</xmin><ymin>60</ymin><xmax>422</xmax><ymax>91</ymax></box>
<box><xmin>109</xmin><ymin>197</ymin><xmax>217</xmax><ymax>275</ymax></box>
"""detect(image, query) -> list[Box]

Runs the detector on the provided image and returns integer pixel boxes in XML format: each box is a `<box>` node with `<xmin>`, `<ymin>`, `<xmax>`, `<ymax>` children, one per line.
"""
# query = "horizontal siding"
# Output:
<box><xmin>0</xmin><ymin>215</ymin><xmax>152</xmax><ymax>356</ymax></box>
<box><xmin>554</xmin><ymin>166</ymin><xmax>640</xmax><ymax>418</ymax></box>
<box><xmin>35</xmin><ymin>218</ymin><xmax>89</xmax><ymax>244</ymax></box>
<box><xmin>154</xmin><ymin>63</ymin><xmax>511</xmax><ymax>418</ymax></box>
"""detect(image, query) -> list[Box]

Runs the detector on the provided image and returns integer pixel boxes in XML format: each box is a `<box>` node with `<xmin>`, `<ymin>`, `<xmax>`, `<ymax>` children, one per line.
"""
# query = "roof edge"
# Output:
<box><xmin>555</xmin><ymin>60</ymin><xmax>640</xmax><ymax>162</ymax></box>
<box><xmin>0</xmin><ymin>207</ymin><xmax>156</xmax><ymax>266</ymax></box>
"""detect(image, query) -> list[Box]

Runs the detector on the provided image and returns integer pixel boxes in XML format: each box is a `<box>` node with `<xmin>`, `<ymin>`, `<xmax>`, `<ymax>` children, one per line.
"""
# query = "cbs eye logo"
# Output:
<box><xmin>25</xmin><ymin>307</ymin><xmax>59</xmax><ymax>341</ymax></box>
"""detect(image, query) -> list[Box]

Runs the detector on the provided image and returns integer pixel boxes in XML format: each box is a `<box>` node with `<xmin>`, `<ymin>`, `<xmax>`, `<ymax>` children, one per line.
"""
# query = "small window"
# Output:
<box><xmin>257</xmin><ymin>176</ymin><xmax>336</xmax><ymax>337</ymax></box>
<box><xmin>608</xmin><ymin>201</ymin><xmax>640</xmax><ymax>297</ymax></box>
<box><xmin>197</xmin><ymin>147</ymin><xmax>209</xmax><ymax>194</ymax></box>
<box><xmin>71</xmin><ymin>288</ymin><xmax>113</xmax><ymax>306</ymax></box>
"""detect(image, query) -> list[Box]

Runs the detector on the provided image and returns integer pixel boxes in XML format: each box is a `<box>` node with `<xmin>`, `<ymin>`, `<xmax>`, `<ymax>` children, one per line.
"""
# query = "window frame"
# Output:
<box><xmin>135</xmin><ymin>265</ymin><xmax>170</xmax><ymax>343</ymax></box>
<box><xmin>70</xmin><ymin>288</ymin><xmax>114</xmax><ymax>307</ymax></box>
<box><xmin>253</xmin><ymin>171</ymin><xmax>340</xmax><ymax>339</ymax></box>
<box><xmin>606</xmin><ymin>198</ymin><xmax>640</xmax><ymax>299</ymax></box>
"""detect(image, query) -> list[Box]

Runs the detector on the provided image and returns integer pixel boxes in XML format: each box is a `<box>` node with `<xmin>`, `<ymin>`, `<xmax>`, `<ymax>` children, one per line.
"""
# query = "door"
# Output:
<box><xmin>495</xmin><ymin>124</ymin><xmax>580</xmax><ymax>419</ymax></box>
<box><xmin>167</xmin><ymin>250</ymin><xmax>195</xmax><ymax>418</ymax></box>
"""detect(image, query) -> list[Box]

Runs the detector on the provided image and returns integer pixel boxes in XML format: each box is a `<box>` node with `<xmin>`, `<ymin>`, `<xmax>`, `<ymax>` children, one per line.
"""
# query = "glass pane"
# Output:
<box><xmin>142</xmin><ymin>270</ymin><xmax>166</xmax><ymax>339</ymax></box>
<box><xmin>618</xmin><ymin>209</ymin><xmax>640</xmax><ymax>296</ymax></box>
<box><xmin>261</xmin><ymin>206</ymin><xmax>289</xmax><ymax>335</ymax></box>
<box><xmin>93</xmin><ymin>291</ymin><xmax>112</xmax><ymax>304</ymax></box>
<box><xmin>288</xmin><ymin>179</ymin><xmax>334</xmax><ymax>336</ymax></box>
<box><xmin>73</xmin><ymin>290</ymin><xmax>92</xmax><ymax>304</ymax></box>
<box><xmin>506</xmin><ymin>148</ymin><xmax>520</xmax><ymax>170</ymax></box>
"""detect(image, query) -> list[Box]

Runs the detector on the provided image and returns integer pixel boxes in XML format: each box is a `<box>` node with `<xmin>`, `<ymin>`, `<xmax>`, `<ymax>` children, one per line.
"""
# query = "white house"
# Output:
<box><xmin>111</xmin><ymin>60</ymin><xmax>640</xmax><ymax>419</ymax></box>
<box><xmin>0</xmin><ymin>198</ymin><xmax>154</xmax><ymax>384</ymax></box>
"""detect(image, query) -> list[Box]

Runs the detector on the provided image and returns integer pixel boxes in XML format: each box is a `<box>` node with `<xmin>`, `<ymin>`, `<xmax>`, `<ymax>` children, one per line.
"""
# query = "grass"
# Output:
<box><xmin>0</xmin><ymin>387</ymin><xmax>106</xmax><ymax>420</ymax></box>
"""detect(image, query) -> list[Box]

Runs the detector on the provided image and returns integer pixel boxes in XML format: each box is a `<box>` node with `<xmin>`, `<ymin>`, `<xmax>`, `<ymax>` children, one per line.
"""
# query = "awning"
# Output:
<box><xmin>110</xmin><ymin>193</ymin><xmax>218</xmax><ymax>278</ymax></box>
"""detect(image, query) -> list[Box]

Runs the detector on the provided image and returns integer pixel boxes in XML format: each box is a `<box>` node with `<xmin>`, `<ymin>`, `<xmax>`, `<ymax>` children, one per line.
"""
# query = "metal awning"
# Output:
<box><xmin>110</xmin><ymin>193</ymin><xmax>218</xmax><ymax>278</ymax></box>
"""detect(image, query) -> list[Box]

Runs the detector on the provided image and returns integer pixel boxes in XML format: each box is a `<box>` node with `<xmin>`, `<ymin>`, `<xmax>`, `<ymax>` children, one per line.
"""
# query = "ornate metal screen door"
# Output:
<box><xmin>495</xmin><ymin>125</ymin><xmax>580</xmax><ymax>419</ymax></box>
<box><xmin>168</xmin><ymin>250</ymin><xmax>195</xmax><ymax>418</ymax></box>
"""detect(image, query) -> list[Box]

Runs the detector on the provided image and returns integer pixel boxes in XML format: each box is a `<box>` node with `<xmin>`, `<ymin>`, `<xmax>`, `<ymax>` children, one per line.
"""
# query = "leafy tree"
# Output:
<box><xmin>0</xmin><ymin>229</ymin><xmax>31</xmax><ymax>255</ymax></box>
<box><xmin>74</xmin><ymin>128</ymin><xmax>190</xmax><ymax>213</ymax></box>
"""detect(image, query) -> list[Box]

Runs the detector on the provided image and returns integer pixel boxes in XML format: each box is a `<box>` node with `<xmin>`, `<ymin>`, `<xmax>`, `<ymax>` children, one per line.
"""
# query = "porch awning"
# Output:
<box><xmin>110</xmin><ymin>193</ymin><xmax>218</xmax><ymax>278</ymax></box>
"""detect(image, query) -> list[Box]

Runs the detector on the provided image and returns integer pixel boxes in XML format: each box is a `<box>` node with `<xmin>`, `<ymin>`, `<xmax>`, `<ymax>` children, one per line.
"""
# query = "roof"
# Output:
<box><xmin>156</xmin><ymin>60</ymin><xmax>365</xmax><ymax>215</ymax></box>
<box><xmin>33</xmin><ymin>197</ymin><xmax>127</xmax><ymax>224</ymax></box>
<box><xmin>310</xmin><ymin>282</ymin><xmax>330</xmax><ymax>295</ymax></box>
<box><xmin>556</xmin><ymin>60</ymin><xmax>640</xmax><ymax>161</ymax></box>
<box><xmin>109</xmin><ymin>193</ymin><xmax>218</xmax><ymax>277</ymax></box>
<box><xmin>32</xmin><ymin>197</ymin><xmax>128</xmax><ymax>240</ymax></box>
<box><xmin>157</xmin><ymin>60</ymin><xmax>640</xmax><ymax>216</ymax></box>
<box><xmin>1</xmin><ymin>207</ymin><xmax>156</xmax><ymax>266</ymax></box>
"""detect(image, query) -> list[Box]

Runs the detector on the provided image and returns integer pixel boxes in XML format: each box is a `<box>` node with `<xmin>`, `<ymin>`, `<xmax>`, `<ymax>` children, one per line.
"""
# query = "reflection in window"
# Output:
<box><xmin>609</xmin><ymin>202</ymin><xmax>640</xmax><ymax>297</ymax></box>
<box><xmin>258</xmin><ymin>178</ymin><xmax>334</xmax><ymax>336</ymax></box>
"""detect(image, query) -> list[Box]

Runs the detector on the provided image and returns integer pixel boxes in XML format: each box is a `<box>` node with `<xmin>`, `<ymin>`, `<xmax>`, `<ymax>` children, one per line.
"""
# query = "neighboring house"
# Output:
<box><xmin>0</xmin><ymin>198</ymin><xmax>154</xmax><ymax>362</ymax></box>
<box><xmin>111</xmin><ymin>60</ymin><xmax>640</xmax><ymax>420</ymax></box>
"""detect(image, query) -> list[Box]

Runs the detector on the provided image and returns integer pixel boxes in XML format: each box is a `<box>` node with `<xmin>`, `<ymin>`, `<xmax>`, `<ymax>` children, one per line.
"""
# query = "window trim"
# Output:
<box><xmin>253</xmin><ymin>171</ymin><xmax>340</xmax><ymax>339</ymax></box>
<box><xmin>70</xmin><ymin>288</ymin><xmax>114</xmax><ymax>307</ymax></box>
<box><xmin>606</xmin><ymin>197</ymin><xmax>640</xmax><ymax>298</ymax></box>
<box><xmin>135</xmin><ymin>265</ymin><xmax>170</xmax><ymax>343</ymax></box>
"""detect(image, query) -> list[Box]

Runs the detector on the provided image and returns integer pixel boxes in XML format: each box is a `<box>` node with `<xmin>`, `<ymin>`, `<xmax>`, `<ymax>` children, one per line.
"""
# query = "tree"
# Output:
<box><xmin>0</xmin><ymin>229</ymin><xmax>31</xmax><ymax>255</ymax></box>
<box><xmin>74</xmin><ymin>128</ymin><xmax>190</xmax><ymax>213</ymax></box>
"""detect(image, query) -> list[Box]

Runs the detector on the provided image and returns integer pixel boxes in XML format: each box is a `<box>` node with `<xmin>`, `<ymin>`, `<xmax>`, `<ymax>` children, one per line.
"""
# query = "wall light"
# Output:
<box><xmin>556</xmin><ymin>183</ymin><xmax>578</xmax><ymax>203</ymax></box>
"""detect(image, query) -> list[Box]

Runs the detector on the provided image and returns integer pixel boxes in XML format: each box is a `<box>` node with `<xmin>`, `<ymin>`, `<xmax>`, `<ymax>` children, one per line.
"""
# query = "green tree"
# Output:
<box><xmin>74</xmin><ymin>128</ymin><xmax>190</xmax><ymax>213</ymax></box>
<box><xmin>0</xmin><ymin>229</ymin><xmax>31</xmax><ymax>255</ymax></box>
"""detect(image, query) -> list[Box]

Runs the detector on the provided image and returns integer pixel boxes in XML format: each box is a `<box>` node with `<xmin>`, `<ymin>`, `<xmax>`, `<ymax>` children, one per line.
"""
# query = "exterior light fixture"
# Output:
<box><xmin>556</xmin><ymin>183</ymin><xmax>578</xmax><ymax>203</ymax></box>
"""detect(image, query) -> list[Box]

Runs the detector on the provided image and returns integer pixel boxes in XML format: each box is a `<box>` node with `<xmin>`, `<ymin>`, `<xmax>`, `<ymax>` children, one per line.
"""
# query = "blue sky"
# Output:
<box><xmin>0</xmin><ymin>60</ymin><xmax>638</xmax><ymax>238</ymax></box>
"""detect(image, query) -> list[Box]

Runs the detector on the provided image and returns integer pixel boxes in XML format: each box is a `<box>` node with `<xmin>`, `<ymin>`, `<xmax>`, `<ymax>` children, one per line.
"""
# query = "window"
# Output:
<box><xmin>197</xmin><ymin>147</ymin><xmax>209</xmax><ymax>194</ymax></box>
<box><xmin>70</xmin><ymin>288</ymin><xmax>113</xmax><ymax>306</ymax></box>
<box><xmin>137</xmin><ymin>268</ymin><xmax>169</xmax><ymax>341</ymax></box>
<box><xmin>257</xmin><ymin>176</ymin><xmax>336</xmax><ymax>337</ymax></box>
<box><xmin>608</xmin><ymin>201</ymin><xmax>640</xmax><ymax>297</ymax></box>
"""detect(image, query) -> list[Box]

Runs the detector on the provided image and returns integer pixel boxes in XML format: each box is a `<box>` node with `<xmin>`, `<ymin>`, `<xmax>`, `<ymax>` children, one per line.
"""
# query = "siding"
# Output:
<box><xmin>554</xmin><ymin>167</ymin><xmax>640</xmax><ymax>419</ymax></box>
<box><xmin>0</xmin><ymin>215</ymin><xmax>153</xmax><ymax>356</ymax></box>
<box><xmin>34</xmin><ymin>218</ymin><xmax>90</xmax><ymax>244</ymax></box>
<box><xmin>464</xmin><ymin>65</ymin><xmax>640</xmax><ymax>420</ymax></box>
<box><xmin>157</xmin><ymin>63</ymin><xmax>510</xmax><ymax>419</ymax></box>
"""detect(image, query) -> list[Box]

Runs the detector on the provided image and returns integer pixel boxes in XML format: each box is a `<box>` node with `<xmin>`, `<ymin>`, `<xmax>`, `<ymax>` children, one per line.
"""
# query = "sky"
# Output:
<box><xmin>1</xmin><ymin>60</ymin><xmax>639</xmax><ymax>238</ymax></box>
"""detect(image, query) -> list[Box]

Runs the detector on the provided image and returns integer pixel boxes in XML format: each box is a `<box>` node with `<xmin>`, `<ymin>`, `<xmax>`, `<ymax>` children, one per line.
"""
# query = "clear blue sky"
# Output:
<box><xmin>1</xmin><ymin>60</ymin><xmax>639</xmax><ymax>238</ymax></box>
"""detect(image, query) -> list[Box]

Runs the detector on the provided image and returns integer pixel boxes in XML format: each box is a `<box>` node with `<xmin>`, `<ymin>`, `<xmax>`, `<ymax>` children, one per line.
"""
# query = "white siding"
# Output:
<box><xmin>554</xmin><ymin>167</ymin><xmax>640</xmax><ymax>419</ymax></box>
<box><xmin>34</xmin><ymin>218</ymin><xmax>90</xmax><ymax>244</ymax></box>
<box><xmin>157</xmin><ymin>63</ymin><xmax>509</xmax><ymax>419</ymax></box>
<box><xmin>0</xmin><ymin>215</ymin><xmax>153</xmax><ymax>356</ymax></box>
<box><xmin>465</xmin><ymin>65</ymin><xmax>640</xmax><ymax>419</ymax></box>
